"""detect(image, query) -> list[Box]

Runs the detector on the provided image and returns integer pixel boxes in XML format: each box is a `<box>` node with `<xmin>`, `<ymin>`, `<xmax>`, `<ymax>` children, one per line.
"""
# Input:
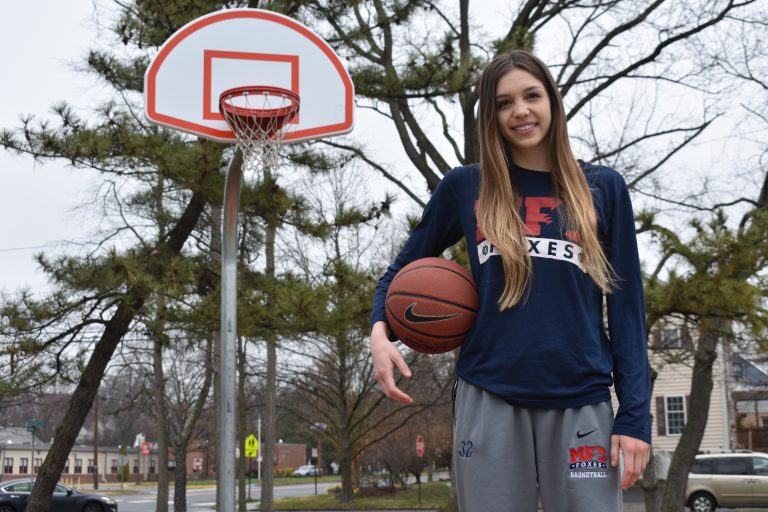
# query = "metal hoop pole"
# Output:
<box><xmin>219</xmin><ymin>147</ymin><xmax>243</xmax><ymax>512</ymax></box>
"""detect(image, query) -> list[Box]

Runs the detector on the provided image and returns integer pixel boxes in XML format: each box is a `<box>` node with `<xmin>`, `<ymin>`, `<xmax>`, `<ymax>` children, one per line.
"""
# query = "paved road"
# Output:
<box><xmin>606</xmin><ymin>487</ymin><xmax>768</xmax><ymax>512</ymax></box>
<box><xmin>111</xmin><ymin>483</ymin><xmax>768</xmax><ymax>511</ymax></box>
<box><xmin>114</xmin><ymin>481</ymin><xmax>338</xmax><ymax>512</ymax></box>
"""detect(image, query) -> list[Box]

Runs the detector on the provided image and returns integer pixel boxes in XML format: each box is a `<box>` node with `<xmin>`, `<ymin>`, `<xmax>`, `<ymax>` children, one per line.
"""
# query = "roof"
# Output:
<box><xmin>696</xmin><ymin>451</ymin><xmax>768</xmax><ymax>459</ymax></box>
<box><xmin>0</xmin><ymin>427</ymin><xmax>48</xmax><ymax>447</ymax></box>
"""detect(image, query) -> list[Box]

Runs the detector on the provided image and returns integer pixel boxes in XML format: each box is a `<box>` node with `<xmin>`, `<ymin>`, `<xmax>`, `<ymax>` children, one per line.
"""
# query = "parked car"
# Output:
<box><xmin>686</xmin><ymin>451</ymin><xmax>768</xmax><ymax>512</ymax></box>
<box><xmin>0</xmin><ymin>478</ymin><xmax>118</xmax><ymax>512</ymax></box>
<box><xmin>291</xmin><ymin>464</ymin><xmax>318</xmax><ymax>477</ymax></box>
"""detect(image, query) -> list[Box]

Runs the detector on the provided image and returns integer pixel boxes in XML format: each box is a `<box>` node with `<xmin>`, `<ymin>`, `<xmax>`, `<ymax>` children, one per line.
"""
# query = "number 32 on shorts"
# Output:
<box><xmin>458</xmin><ymin>440</ymin><xmax>473</xmax><ymax>458</ymax></box>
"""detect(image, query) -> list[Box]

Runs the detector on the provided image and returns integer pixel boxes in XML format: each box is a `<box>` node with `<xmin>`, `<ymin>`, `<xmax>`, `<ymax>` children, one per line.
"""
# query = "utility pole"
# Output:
<box><xmin>93</xmin><ymin>395</ymin><xmax>99</xmax><ymax>489</ymax></box>
<box><xmin>257</xmin><ymin>415</ymin><xmax>262</xmax><ymax>480</ymax></box>
<box><xmin>0</xmin><ymin>440</ymin><xmax>6</xmax><ymax>482</ymax></box>
<box><xmin>24</xmin><ymin>420</ymin><xmax>43</xmax><ymax>477</ymax></box>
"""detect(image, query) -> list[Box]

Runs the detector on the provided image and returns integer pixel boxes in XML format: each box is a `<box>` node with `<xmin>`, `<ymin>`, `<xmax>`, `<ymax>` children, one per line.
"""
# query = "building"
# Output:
<box><xmin>0</xmin><ymin>427</ymin><xmax>307</xmax><ymax>483</ymax></box>
<box><xmin>0</xmin><ymin>427</ymin><xmax>161</xmax><ymax>483</ymax></box>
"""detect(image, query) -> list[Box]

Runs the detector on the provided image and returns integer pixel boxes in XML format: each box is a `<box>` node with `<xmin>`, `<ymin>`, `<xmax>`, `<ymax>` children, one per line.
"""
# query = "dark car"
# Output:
<box><xmin>0</xmin><ymin>479</ymin><xmax>118</xmax><ymax>512</ymax></box>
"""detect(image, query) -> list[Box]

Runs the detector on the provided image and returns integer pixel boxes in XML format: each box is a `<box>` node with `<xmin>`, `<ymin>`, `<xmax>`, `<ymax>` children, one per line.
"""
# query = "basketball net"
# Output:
<box><xmin>219</xmin><ymin>86</ymin><xmax>300</xmax><ymax>173</ymax></box>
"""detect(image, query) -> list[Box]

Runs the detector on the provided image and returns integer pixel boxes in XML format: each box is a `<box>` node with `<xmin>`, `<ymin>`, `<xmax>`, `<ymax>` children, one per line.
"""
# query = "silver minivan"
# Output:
<box><xmin>686</xmin><ymin>452</ymin><xmax>768</xmax><ymax>511</ymax></box>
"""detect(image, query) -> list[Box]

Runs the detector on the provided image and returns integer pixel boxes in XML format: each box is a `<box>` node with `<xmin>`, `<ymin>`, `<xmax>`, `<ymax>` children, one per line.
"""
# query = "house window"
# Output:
<box><xmin>20</xmin><ymin>457</ymin><xmax>29</xmax><ymax>474</ymax></box>
<box><xmin>111</xmin><ymin>459</ymin><xmax>118</xmax><ymax>473</ymax></box>
<box><xmin>3</xmin><ymin>457</ymin><xmax>12</xmax><ymax>474</ymax></box>
<box><xmin>63</xmin><ymin>459</ymin><xmax>70</xmax><ymax>473</ymax></box>
<box><xmin>149</xmin><ymin>459</ymin><xmax>156</xmax><ymax>474</ymax></box>
<box><xmin>168</xmin><ymin>459</ymin><xmax>176</xmax><ymax>471</ymax></box>
<box><xmin>75</xmin><ymin>458</ymin><xmax>83</xmax><ymax>474</ymax></box>
<box><xmin>34</xmin><ymin>458</ymin><xmax>42</xmax><ymax>474</ymax></box>
<box><xmin>133</xmin><ymin>459</ymin><xmax>139</xmax><ymax>474</ymax></box>
<box><xmin>761</xmin><ymin>418</ymin><xmax>768</xmax><ymax>428</ymax></box>
<box><xmin>87</xmin><ymin>459</ymin><xmax>94</xmax><ymax>474</ymax></box>
<box><xmin>733</xmin><ymin>362</ymin><xmax>743</xmax><ymax>381</ymax></box>
<box><xmin>666</xmin><ymin>395</ymin><xmax>687</xmax><ymax>435</ymax></box>
<box><xmin>662</xmin><ymin>327</ymin><xmax>681</xmax><ymax>348</ymax></box>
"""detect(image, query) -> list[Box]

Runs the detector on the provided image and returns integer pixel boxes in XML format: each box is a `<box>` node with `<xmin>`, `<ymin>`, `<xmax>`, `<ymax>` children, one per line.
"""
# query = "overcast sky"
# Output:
<box><xmin>0</xmin><ymin>1</ymin><xmax>762</xmax><ymax>298</ymax></box>
<box><xmin>0</xmin><ymin>1</ymin><xmax>109</xmax><ymax>295</ymax></box>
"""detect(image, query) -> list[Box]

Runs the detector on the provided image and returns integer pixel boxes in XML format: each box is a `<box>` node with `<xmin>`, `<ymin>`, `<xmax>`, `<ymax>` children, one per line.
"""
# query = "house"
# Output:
<box><xmin>610</xmin><ymin>319</ymin><xmax>768</xmax><ymax>475</ymax></box>
<box><xmin>610</xmin><ymin>321</ymin><xmax>732</xmax><ymax>475</ymax></box>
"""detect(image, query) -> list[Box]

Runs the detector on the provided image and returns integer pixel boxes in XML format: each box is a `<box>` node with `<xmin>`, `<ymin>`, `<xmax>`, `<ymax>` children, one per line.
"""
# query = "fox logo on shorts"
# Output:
<box><xmin>568</xmin><ymin>445</ymin><xmax>608</xmax><ymax>478</ymax></box>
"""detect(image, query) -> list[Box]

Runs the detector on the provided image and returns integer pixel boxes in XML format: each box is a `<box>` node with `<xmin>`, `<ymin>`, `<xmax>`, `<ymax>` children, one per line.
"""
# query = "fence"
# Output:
<box><xmin>734</xmin><ymin>396</ymin><xmax>768</xmax><ymax>452</ymax></box>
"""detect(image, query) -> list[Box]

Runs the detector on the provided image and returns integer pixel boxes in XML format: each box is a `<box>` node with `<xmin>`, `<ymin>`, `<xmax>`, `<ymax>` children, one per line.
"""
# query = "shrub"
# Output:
<box><xmin>278</xmin><ymin>467</ymin><xmax>295</xmax><ymax>477</ymax></box>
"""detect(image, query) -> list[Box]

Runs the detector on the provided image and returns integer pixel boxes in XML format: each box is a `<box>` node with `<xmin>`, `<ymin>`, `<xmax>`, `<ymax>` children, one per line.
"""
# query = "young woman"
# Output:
<box><xmin>370</xmin><ymin>50</ymin><xmax>651</xmax><ymax>511</ymax></box>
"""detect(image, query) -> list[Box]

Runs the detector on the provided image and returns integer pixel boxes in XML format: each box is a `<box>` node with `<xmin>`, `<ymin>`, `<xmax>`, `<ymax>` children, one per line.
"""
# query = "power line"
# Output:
<box><xmin>0</xmin><ymin>244</ymin><xmax>52</xmax><ymax>253</ymax></box>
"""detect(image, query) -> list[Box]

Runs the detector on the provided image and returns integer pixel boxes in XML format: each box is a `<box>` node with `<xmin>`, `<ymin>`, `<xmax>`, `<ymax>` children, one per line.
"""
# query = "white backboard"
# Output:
<box><xmin>144</xmin><ymin>8</ymin><xmax>354</xmax><ymax>143</ymax></box>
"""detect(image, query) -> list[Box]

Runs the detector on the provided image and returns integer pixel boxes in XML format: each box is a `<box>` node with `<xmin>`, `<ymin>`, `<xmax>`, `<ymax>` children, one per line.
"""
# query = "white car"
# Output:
<box><xmin>291</xmin><ymin>464</ymin><xmax>318</xmax><ymax>477</ymax></box>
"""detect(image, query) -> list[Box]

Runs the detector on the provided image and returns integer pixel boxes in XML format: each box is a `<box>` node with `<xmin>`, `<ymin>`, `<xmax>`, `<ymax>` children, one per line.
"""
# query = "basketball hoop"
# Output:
<box><xmin>219</xmin><ymin>86</ymin><xmax>300</xmax><ymax>172</ymax></box>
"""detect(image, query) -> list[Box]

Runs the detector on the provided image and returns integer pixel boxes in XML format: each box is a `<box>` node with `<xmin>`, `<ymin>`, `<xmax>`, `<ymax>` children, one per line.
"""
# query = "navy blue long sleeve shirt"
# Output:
<box><xmin>371</xmin><ymin>162</ymin><xmax>651</xmax><ymax>443</ymax></box>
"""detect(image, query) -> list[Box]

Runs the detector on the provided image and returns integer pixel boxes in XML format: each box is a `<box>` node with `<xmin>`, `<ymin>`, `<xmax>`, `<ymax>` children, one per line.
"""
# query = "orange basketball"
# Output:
<box><xmin>385</xmin><ymin>257</ymin><xmax>479</xmax><ymax>354</ymax></box>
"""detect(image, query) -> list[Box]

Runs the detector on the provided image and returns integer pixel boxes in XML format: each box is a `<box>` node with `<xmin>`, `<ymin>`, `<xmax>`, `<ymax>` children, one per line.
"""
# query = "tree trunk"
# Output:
<box><xmin>340</xmin><ymin>439</ymin><xmax>353</xmax><ymax>502</ymax></box>
<box><xmin>174</xmin><ymin>336</ymin><xmax>214</xmax><ymax>512</ymax></box>
<box><xmin>153</xmin><ymin>333</ymin><xmax>170</xmax><ymax>512</ymax></box>
<box><xmin>260</xmin><ymin>339</ymin><xmax>277</xmax><ymax>512</ymax></box>
<box><xmin>173</xmin><ymin>446</ymin><xmax>188</xmax><ymax>512</ymax></box>
<box><xmin>661</xmin><ymin>318</ymin><xmax>722</xmax><ymax>512</ymax></box>
<box><xmin>640</xmin><ymin>366</ymin><xmax>661</xmax><ymax>512</ymax></box>
<box><xmin>641</xmin><ymin>449</ymin><xmax>663</xmax><ymax>512</ymax></box>
<box><xmin>152</xmin><ymin>170</ymin><xmax>170</xmax><ymax>512</ymax></box>
<box><xmin>260</xmin><ymin>167</ymin><xmax>278</xmax><ymax>512</ymax></box>
<box><xmin>25</xmin><ymin>193</ymin><xmax>205</xmax><ymax>512</ymax></box>
<box><xmin>238</xmin><ymin>335</ymin><xmax>247</xmax><ymax>512</ymax></box>
<box><xmin>458</xmin><ymin>0</ymin><xmax>477</xmax><ymax>165</ymax></box>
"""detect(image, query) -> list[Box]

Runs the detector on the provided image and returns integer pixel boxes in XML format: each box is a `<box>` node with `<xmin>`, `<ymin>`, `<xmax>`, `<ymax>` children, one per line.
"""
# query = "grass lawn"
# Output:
<box><xmin>182</xmin><ymin>475</ymin><xmax>342</xmax><ymax>487</ymax></box>
<box><xmin>274</xmin><ymin>481</ymin><xmax>451</xmax><ymax>510</ymax></box>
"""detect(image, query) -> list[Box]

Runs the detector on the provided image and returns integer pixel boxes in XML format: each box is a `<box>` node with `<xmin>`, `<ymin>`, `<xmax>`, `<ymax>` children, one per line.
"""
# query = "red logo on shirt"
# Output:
<box><xmin>474</xmin><ymin>198</ymin><xmax>580</xmax><ymax>243</ymax></box>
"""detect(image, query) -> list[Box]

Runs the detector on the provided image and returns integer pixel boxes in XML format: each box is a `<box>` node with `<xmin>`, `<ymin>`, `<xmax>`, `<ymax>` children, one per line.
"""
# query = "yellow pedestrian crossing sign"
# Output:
<box><xmin>245</xmin><ymin>434</ymin><xmax>259</xmax><ymax>458</ymax></box>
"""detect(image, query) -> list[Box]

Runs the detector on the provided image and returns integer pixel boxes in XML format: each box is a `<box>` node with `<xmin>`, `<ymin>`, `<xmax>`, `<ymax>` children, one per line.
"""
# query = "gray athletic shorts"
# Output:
<box><xmin>453</xmin><ymin>378</ymin><xmax>622</xmax><ymax>512</ymax></box>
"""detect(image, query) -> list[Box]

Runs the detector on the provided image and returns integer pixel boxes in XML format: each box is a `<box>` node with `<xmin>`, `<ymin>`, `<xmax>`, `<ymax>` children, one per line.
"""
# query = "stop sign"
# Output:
<box><xmin>416</xmin><ymin>435</ymin><xmax>425</xmax><ymax>458</ymax></box>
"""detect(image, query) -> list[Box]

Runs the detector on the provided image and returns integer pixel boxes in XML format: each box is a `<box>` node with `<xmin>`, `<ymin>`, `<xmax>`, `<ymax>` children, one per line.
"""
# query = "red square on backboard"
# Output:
<box><xmin>203</xmin><ymin>50</ymin><xmax>300</xmax><ymax>121</ymax></box>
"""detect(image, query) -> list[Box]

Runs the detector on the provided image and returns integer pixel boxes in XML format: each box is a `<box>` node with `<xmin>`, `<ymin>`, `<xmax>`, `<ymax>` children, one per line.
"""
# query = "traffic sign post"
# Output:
<box><xmin>245</xmin><ymin>434</ymin><xmax>259</xmax><ymax>457</ymax></box>
<box><xmin>245</xmin><ymin>434</ymin><xmax>259</xmax><ymax>499</ymax></box>
<box><xmin>416</xmin><ymin>435</ymin><xmax>425</xmax><ymax>505</ymax></box>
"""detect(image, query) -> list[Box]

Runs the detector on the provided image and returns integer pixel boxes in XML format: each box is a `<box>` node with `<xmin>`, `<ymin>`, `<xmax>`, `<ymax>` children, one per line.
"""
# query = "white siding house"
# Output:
<box><xmin>611</xmin><ymin>323</ymin><xmax>732</xmax><ymax>461</ymax></box>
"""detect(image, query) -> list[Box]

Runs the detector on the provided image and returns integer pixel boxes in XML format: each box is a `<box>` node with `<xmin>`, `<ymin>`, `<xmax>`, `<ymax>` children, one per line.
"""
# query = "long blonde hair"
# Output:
<box><xmin>476</xmin><ymin>50</ymin><xmax>615</xmax><ymax>309</ymax></box>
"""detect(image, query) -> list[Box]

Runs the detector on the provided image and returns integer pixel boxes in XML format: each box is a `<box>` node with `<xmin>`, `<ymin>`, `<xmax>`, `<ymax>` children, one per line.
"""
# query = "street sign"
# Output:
<box><xmin>25</xmin><ymin>419</ymin><xmax>44</xmax><ymax>432</ymax></box>
<box><xmin>416</xmin><ymin>435</ymin><xmax>425</xmax><ymax>458</ymax></box>
<box><xmin>141</xmin><ymin>442</ymin><xmax>151</xmax><ymax>455</ymax></box>
<box><xmin>245</xmin><ymin>434</ymin><xmax>259</xmax><ymax>458</ymax></box>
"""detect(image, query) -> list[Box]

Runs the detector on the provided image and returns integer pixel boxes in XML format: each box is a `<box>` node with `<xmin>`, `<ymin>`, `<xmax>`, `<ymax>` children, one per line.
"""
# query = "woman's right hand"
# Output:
<box><xmin>371</xmin><ymin>321</ymin><xmax>413</xmax><ymax>404</ymax></box>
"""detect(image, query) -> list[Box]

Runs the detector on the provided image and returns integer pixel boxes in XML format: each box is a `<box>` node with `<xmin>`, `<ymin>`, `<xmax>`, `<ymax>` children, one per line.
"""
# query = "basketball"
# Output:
<box><xmin>385</xmin><ymin>257</ymin><xmax>479</xmax><ymax>354</ymax></box>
